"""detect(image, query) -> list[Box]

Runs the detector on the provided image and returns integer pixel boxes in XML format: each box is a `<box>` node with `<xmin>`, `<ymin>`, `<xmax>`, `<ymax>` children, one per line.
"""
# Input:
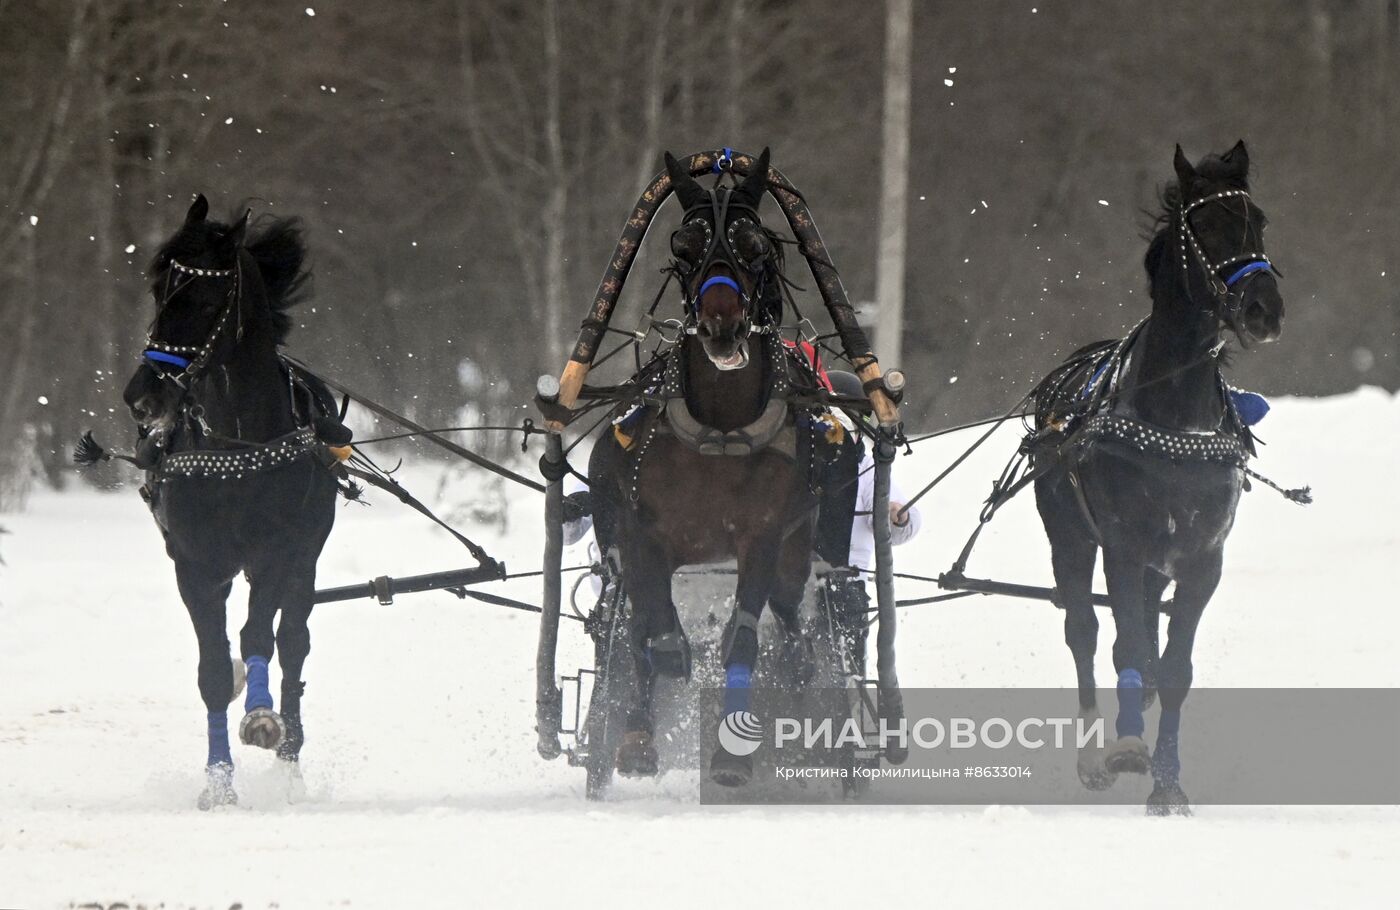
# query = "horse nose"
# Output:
<box><xmin>1245</xmin><ymin>298</ymin><xmax>1282</xmax><ymax>343</ymax></box>
<box><xmin>130</xmin><ymin>395</ymin><xmax>155</xmax><ymax>423</ymax></box>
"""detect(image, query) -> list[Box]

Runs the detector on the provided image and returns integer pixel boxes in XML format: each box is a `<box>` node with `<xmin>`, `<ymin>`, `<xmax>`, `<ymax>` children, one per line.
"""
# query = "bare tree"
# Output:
<box><xmin>875</xmin><ymin>0</ymin><xmax>913</xmax><ymax>369</ymax></box>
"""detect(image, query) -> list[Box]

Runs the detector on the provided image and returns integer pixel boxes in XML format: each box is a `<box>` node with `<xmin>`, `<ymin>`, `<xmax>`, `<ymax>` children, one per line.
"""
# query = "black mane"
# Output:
<box><xmin>149</xmin><ymin>207</ymin><xmax>312</xmax><ymax>345</ymax></box>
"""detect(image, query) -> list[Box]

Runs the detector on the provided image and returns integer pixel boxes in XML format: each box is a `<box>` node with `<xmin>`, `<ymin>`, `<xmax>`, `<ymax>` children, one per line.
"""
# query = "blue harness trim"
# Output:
<box><xmin>1229</xmin><ymin>389</ymin><xmax>1270</xmax><ymax>426</ymax></box>
<box><xmin>207</xmin><ymin>710</ymin><xmax>232</xmax><ymax>767</ymax></box>
<box><xmin>712</xmin><ymin>147</ymin><xmax>734</xmax><ymax>174</ymax></box>
<box><xmin>698</xmin><ymin>275</ymin><xmax>742</xmax><ymax>300</ymax></box>
<box><xmin>1081</xmin><ymin>359</ymin><xmax>1112</xmax><ymax>400</ymax></box>
<box><xmin>244</xmin><ymin>655</ymin><xmax>273</xmax><ymax>712</ymax></box>
<box><xmin>1116</xmin><ymin>667</ymin><xmax>1145</xmax><ymax>739</ymax></box>
<box><xmin>724</xmin><ymin>663</ymin><xmax>753</xmax><ymax>714</ymax></box>
<box><xmin>144</xmin><ymin>349</ymin><xmax>192</xmax><ymax>369</ymax></box>
<box><xmin>1225</xmin><ymin>260</ymin><xmax>1271</xmax><ymax>287</ymax></box>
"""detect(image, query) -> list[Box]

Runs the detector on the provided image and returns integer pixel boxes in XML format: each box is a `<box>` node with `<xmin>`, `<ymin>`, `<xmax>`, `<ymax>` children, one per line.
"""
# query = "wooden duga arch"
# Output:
<box><xmin>547</xmin><ymin>148</ymin><xmax>902</xmax><ymax>429</ymax></box>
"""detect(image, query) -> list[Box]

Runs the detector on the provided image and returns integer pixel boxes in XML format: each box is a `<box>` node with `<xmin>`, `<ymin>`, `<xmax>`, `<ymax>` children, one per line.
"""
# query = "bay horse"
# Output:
<box><xmin>122</xmin><ymin>196</ymin><xmax>343</xmax><ymax>809</ymax></box>
<box><xmin>1029</xmin><ymin>142</ymin><xmax>1283</xmax><ymax>814</ymax></box>
<box><xmin>588</xmin><ymin>148</ymin><xmax>822</xmax><ymax>786</ymax></box>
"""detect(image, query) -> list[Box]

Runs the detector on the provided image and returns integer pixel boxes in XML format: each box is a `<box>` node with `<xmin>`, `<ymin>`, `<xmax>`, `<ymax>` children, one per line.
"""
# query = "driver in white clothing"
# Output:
<box><xmin>814</xmin><ymin>370</ymin><xmax>922</xmax><ymax>675</ymax></box>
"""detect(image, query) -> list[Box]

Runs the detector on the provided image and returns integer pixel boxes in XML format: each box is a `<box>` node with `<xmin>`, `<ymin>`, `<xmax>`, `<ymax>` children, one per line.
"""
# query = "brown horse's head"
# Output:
<box><xmin>665</xmin><ymin>148</ymin><xmax>774</xmax><ymax>370</ymax></box>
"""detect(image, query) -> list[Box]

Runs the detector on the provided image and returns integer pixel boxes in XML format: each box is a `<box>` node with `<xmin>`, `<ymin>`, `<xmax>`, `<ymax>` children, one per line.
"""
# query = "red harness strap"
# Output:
<box><xmin>783</xmin><ymin>338</ymin><xmax>833</xmax><ymax>392</ymax></box>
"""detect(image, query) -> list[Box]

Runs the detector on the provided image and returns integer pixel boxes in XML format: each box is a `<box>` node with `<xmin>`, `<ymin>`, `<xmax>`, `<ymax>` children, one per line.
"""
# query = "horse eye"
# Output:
<box><xmin>670</xmin><ymin>221</ymin><xmax>709</xmax><ymax>263</ymax></box>
<box><xmin>731</xmin><ymin>221</ymin><xmax>770</xmax><ymax>267</ymax></box>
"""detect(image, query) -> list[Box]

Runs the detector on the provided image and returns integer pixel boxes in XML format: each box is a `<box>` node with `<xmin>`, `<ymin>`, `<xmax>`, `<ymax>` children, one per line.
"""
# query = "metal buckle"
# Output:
<box><xmin>188</xmin><ymin>404</ymin><xmax>212</xmax><ymax>436</ymax></box>
<box><xmin>654</xmin><ymin>318</ymin><xmax>687</xmax><ymax>345</ymax></box>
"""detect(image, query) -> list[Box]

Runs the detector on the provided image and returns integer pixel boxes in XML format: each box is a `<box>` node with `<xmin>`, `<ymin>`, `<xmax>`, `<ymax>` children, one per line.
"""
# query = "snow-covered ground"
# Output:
<box><xmin>1</xmin><ymin>389</ymin><xmax>1396</xmax><ymax>909</ymax></box>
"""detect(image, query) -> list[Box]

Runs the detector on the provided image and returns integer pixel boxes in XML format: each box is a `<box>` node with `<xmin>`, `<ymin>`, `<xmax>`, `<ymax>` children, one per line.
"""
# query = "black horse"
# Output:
<box><xmin>122</xmin><ymin>196</ymin><xmax>344</xmax><ymax>809</ymax></box>
<box><xmin>588</xmin><ymin>149</ymin><xmax>828</xmax><ymax>786</ymax></box>
<box><xmin>1029</xmin><ymin>142</ymin><xmax>1283</xmax><ymax>814</ymax></box>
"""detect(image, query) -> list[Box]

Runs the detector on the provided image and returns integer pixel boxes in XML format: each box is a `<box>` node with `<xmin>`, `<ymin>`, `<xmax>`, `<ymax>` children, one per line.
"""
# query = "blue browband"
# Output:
<box><xmin>144</xmin><ymin>349</ymin><xmax>192</xmax><ymax>369</ymax></box>
<box><xmin>698</xmin><ymin>275</ymin><xmax>742</xmax><ymax>299</ymax></box>
<box><xmin>1225</xmin><ymin>260</ymin><xmax>1272</xmax><ymax>287</ymax></box>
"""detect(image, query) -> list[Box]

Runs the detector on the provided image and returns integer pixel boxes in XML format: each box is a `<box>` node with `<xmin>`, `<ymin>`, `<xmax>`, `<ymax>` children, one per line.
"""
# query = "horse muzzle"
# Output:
<box><xmin>1232</xmin><ymin>275</ymin><xmax>1284</xmax><ymax>346</ymax></box>
<box><xmin>128</xmin><ymin>394</ymin><xmax>175</xmax><ymax>431</ymax></box>
<box><xmin>705</xmin><ymin>338</ymin><xmax>750</xmax><ymax>371</ymax></box>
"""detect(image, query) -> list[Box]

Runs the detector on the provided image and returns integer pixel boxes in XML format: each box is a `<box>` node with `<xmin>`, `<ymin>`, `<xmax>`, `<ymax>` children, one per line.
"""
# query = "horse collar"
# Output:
<box><xmin>657</xmin><ymin>333</ymin><xmax>793</xmax><ymax>457</ymax></box>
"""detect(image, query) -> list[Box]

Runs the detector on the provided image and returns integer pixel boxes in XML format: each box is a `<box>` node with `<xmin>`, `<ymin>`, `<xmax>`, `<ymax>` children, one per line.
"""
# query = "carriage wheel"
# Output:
<box><xmin>815</xmin><ymin>576</ymin><xmax>875</xmax><ymax>800</ymax></box>
<box><xmin>582</xmin><ymin>586</ymin><xmax>632</xmax><ymax>801</ymax></box>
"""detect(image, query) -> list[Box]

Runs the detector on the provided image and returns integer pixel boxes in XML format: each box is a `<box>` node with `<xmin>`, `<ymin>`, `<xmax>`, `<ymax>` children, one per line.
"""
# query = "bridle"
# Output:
<box><xmin>1177</xmin><ymin>187</ymin><xmax>1278</xmax><ymax>322</ymax></box>
<box><xmin>143</xmin><ymin>255</ymin><xmax>244</xmax><ymax>388</ymax></box>
<box><xmin>671</xmin><ymin>185</ymin><xmax>774</xmax><ymax>335</ymax></box>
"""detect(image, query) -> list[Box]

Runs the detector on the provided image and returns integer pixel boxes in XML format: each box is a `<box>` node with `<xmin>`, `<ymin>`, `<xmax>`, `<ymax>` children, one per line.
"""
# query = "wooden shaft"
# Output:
<box><xmin>546</xmin><ymin>360</ymin><xmax>590</xmax><ymax>432</ymax></box>
<box><xmin>855</xmin><ymin>360</ymin><xmax>901</xmax><ymax>427</ymax></box>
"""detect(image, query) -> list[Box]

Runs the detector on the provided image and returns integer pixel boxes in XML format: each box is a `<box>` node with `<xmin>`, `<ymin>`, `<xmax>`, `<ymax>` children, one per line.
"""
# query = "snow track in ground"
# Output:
<box><xmin>2</xmin><ymin>389</ymin><xmax>1396</xmax><ymax>908</ymax></box>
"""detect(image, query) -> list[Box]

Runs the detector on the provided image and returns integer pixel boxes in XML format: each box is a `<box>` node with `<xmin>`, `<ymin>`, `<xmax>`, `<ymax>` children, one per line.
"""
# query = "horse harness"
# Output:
<box><xmin>146</xmin><ymin>361</ymin><xmax>346</xmax><ymax>483</ymax></box>
<box><xmin>1032</xmin><ymin>179</ymin><xmax>1279</xmax><ymax>488</ymax></box>
<box><xmin>139</xmin><ymin>256</ymin><xmax>349</xmax><ymax>486</ymax></box>
<box><xmin>617</xmin><ymin>332</ymin><xmax>851</xmax><ymax>507</ymax></box>
<box><xmin>1177</xmin><ymin>188</ymin><xmax>1279</xmax><ymax>322</ymax></box>
<box><xmin>143</xmin><ymin>257</ymin><xmax>244</xmax><ymax>385</ymax></box>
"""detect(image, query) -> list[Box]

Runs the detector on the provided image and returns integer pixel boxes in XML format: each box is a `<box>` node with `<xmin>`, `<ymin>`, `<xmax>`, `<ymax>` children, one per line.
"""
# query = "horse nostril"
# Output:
<box><xmin>698</xmin><ymin>323</ymin><xmax>713</xmax><ymax>339</ymax></box>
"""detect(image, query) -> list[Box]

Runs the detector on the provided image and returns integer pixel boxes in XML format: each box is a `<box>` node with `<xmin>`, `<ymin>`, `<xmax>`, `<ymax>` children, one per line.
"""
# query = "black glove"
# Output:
<box><xmin>313</xmin><ymin>415</ymin><xmax>354</xmax><ymax>446</ymax></box>
<box><xmin>562</xmin><ymin>490</ymin><xmax>593</xmax><ymax>524</ymax></box>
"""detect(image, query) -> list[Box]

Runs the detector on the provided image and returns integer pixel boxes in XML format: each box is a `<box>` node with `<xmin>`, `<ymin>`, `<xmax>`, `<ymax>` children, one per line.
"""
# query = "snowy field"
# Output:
<box><xmin>2</xmin><ymin>388</ymin><xmax>1397</xmax><ymax>909</ymax></box>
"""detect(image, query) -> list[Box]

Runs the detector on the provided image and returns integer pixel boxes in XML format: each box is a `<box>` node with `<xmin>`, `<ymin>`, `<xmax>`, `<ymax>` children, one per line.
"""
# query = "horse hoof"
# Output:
<box><xmin>646</xmin><ymin>632</ymin><xmax>692</xmax><ymax>679</ymax></box>
<box><xmin>229</xmin><ymin>660</ymin><xmax>246</xmax><ymax>705</ymax></box>
<box><xmin>1077</xmin><ymin>754</ymin><xmax>1118</xmax><ymax>790</ymax></box>
<box><xmin>197</xmin><ymin>763</ymin><xmax>238</xmax><ymax>811</ymax></box>
<box><xmin>239</xmin><ymin>708</ymin><xmax>286</xmax><ymax>750</ymax></box>
<box><xmin>1104</xmin><ymin>736</ymin><xmax>1150</xmax><ymax>775</ymax></box>
<box><xmin>276</xmin><ymin>714</ymin><xmax>304</xmax><ymax>762</ymax></box>
<box><xmin>709</xmin><ymin>748</ymin><xmax>753</xmax><ymax>787</ymax></box>
<box><xmin>615</xmin><ymin>731</ymin><xmax>659</xmax><ymax>777</ymax></box>
<box><xmin>1147</xmin><ymin>782</ymin><xmax>1191</xmax><ymax>816</ymax></box>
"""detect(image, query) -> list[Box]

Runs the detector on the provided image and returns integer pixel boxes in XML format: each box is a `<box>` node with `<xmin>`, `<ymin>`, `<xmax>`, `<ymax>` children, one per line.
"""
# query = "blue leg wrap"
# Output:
<box><xmin>244</xmin><ymin>655</ymin><xmax>273</xmax><ymax>712</ymax></box>
<box><xmin>207</xmin><ymin>711</ymin><xmax>232</xmax><ymax>767</ymax></box>
<box><xmin>1153</xmin><ymin>709</ymin><xmax>1182</xmax><ymax>784</ymax></box>
<box><xmin>724</xmin><ymin>664</ymin><xmax>752</xmax><ymax>715</ymax></box>
<box><xmin>1115</xmin><ymin>668</ymin><xmax>1145</xmax><ymax>739</ymax></box>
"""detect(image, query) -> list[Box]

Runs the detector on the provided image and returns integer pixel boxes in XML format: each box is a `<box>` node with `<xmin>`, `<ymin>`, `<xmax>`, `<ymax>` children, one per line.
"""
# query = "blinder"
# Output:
<box><xmin>669</xmin><ymin>185</ymin><xmax>772</xmax><ymax>316</ymax></box>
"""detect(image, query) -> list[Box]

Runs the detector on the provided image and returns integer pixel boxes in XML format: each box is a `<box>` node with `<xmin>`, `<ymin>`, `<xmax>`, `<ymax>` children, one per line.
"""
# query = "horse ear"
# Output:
<box><xmin>664</xmin><ymin>151</ymin><xmax>707</xmax><ymax>210</ymax></box>
<box><xmin>225</xmin><ymin>208</ymin><xmax>250</xmax><ymax>249</ymax></box>
<box><xmin>732</xmin><ymin>146</ymin><xmax>770</xmax><ymax>209</ymax></box>
<box><xmin>1172</xmin><ymin>144</ymin><xmax>1197</xmax><ymax>188</ymax></box>
<box><xmin>1223</xmin><ymin>139</ymin><xmax>1250</xmax><ymax>176</ymax></box>
<box><xmin>186</xmin><ymin>194</ymin><xmax>209</xmax><ymax>224</ymax></box>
